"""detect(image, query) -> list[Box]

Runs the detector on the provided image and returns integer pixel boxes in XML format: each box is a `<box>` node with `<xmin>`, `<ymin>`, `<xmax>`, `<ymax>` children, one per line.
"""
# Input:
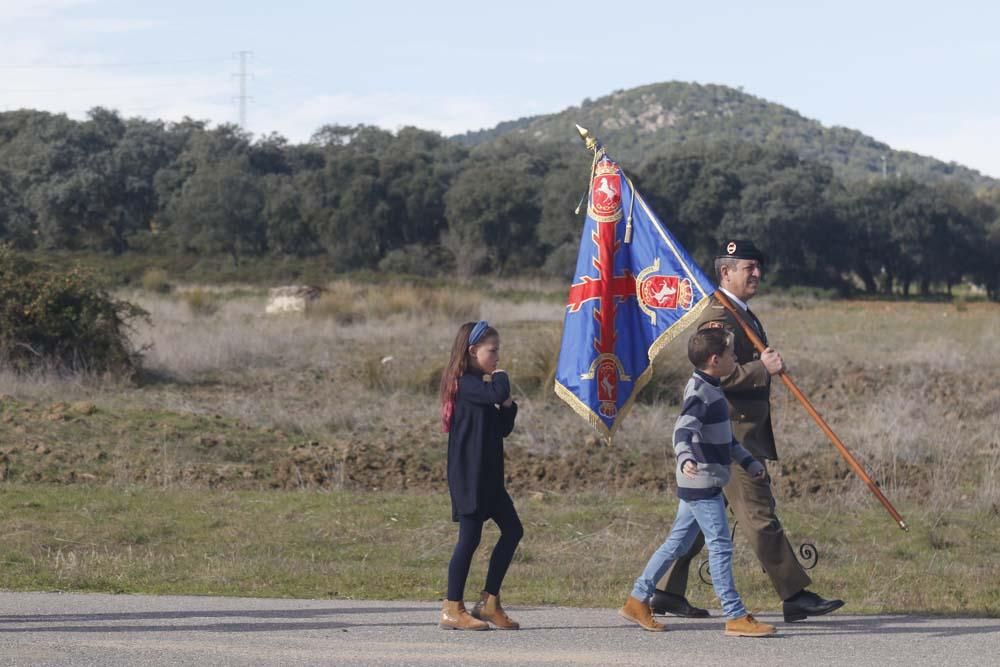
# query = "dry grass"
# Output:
<box><xmin>1</xmin><ymin>283</ymin><xmax>998</xmax><ymax>510</ymax></box>
<box><xmin>1</xmin><ymin>281</ymin><xmax>999</xmax><ymax>610</ymax></box>
<box><xmin>309</xmin><ymin>280</ymin><xmax>481</xmax><ymax>324</ymax></box>
<box><xmin>758</xmin><ymin>298</ymin><xmax>1000</xmax><ymax>504</ymax></box>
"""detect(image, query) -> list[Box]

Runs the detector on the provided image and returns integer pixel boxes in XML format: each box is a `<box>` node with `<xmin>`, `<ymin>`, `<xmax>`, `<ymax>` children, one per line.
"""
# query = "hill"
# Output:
<box><xmin>454</xmin><ymin>81</ymin><xmax>999</xmax><ymax>191</ymax></box>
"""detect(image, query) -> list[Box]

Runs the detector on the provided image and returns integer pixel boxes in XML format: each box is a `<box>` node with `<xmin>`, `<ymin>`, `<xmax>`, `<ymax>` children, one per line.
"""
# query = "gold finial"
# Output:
<box><xmin>575</xmin><ymin>124</ymin><xmax>599</xmax><ymax>153</ymax></box>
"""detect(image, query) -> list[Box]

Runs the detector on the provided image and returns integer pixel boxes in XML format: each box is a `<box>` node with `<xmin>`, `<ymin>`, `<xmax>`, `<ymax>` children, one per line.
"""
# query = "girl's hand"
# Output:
<box><xmin>682</xmin><ymin>460</ymin><xmax>698</xmax><ymax>479</ymax></box>
<box><xmin>502</xmin><ymin>397</ymin><xmax>514</xmax><ymax>407</ymax></box>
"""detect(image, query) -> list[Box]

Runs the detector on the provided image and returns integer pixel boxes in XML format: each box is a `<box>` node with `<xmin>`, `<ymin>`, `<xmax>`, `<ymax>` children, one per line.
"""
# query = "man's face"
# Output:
<box><xmin>722</xmin><ymin>259</ymin><xmax>762</xmax><ymax>301</ymax></box>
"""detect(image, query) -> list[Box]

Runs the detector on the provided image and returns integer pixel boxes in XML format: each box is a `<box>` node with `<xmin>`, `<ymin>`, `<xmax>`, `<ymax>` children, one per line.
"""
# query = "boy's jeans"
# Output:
<box><xmin>631</xmin><ymin>494</ymin><xmax>748</xmax><ymax>620</ymax></box>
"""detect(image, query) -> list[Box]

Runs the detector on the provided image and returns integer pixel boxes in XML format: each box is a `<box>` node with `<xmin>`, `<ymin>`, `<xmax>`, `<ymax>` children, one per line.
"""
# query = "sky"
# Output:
<box><xmin>2</xmin><ymin>0</ymin><xmax>999</xmax><ymax>178</ymax></box>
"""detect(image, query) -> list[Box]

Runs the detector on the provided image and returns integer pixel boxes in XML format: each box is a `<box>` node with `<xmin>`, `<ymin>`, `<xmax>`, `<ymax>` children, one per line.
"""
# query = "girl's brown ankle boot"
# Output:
<box><xmin>439</xmin><ymin>600</ymin><xmax>489</xmax><ymax>630</ymax></box>
<box><xmin>470</xmin><ymin>591</ymin><xmax>520</xmax><ymax>630</ymax></box>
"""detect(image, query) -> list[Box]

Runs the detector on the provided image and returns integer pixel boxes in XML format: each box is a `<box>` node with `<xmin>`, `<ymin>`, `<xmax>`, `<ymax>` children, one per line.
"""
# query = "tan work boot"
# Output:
<box><xmin>439</xmin><ymin>600</ymin><xmax>489</xmax><ymax>630</ymax></box>
<box><xmin>470</xmin><ymin>591</ymin><xmax>520</xmax><ymax>630</ymax></box>
<box><xmin>725</xmin><ymin>613</ymin><xmax>777</xmax><ymax>637</ymax></box>
<box><xmin>619</xmin><ymin>595</ymin><xmax>667</xmax><ymax>632</ymax></box>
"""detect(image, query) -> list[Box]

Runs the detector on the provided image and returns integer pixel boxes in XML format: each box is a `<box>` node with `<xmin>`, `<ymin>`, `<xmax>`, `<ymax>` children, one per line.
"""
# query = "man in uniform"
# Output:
<box><xmin>650</xmin><ymin>239</ymin><xmax>845</xmax><ymax>623</ymax></box>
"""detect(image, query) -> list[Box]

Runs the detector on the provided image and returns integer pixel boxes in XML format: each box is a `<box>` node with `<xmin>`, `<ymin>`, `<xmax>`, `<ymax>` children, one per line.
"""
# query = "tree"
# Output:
<box><xmin>444</xmin><ymin>141</ymin><xmax>544</xmax><ymax>275</ymax></box>
<box><xmin>168</xmin><ymin>155</ymin><xmax>266</xmax><ymax>265</ymax></box>
<box><xmin>263</xmin><ymin>174</ymin><xmax>317</xmax><ymax>257</ymax></box>
<box><xmin>377</xmin><ymin>127</ymin><xmax>466</xmax><ymax>250</ymax></box>
<box><xmin>733</xmin><ymin>160</ymin><xmax>846</xmax><ymax>287</ymax></box>
<box><xmin>834</xmin><ymin>180</ymin><xmax>903</xmax><ymax>294</ymax></box>
<box><xmin>536</xmin><ymin>160</ymin><xmax>588</xmax><ymax>278</ymax></box>
<box><xmin>0</xmin><ymin>168</ymin><xmax>33</xmax><ymax>248</ymax></box>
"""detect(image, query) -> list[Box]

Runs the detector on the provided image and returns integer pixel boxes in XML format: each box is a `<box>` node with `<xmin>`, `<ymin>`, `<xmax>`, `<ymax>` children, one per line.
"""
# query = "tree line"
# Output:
<box><xmin>0</xmin><ymin>108</ymin><xmax>997</xmax><ymax>299</ymax></box>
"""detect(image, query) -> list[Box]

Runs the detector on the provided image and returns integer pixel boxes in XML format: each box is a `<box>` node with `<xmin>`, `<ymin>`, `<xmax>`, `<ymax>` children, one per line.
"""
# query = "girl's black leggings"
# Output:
<box><xmin>446</xmin><ymin>492</ymin><xmax>523</xmax><ymax>601</ymax></box>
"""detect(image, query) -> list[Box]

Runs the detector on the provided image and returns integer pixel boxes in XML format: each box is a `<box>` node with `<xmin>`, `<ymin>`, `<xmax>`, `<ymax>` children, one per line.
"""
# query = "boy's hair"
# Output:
<box><xmin>687</xmin><ymin>327</ymin><xmax>733</xmax><ymax>369</ymax></box>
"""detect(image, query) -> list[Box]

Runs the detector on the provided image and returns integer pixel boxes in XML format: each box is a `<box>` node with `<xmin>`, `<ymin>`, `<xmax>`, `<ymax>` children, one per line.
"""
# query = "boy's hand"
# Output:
<box><xmin>681</xmin><ymin>460</ymin><xmax>698</xmax><ymax>479</ymax></box>
<box><xmin>747</xmin><ymin>460</ymin><xmax>767</xmax><ymax>480</ymax></box>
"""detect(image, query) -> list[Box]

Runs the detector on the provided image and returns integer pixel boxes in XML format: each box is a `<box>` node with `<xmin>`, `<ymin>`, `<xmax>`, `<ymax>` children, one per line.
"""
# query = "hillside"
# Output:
<box><xmin>454</xmin><ymin>81</ymin><xmax>998</xmax><ymax>191</ymax></box>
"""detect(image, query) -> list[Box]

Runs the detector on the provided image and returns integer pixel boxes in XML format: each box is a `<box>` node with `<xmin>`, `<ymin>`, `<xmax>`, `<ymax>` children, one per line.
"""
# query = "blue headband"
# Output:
<box><xmin>468</xmin><ymin>320</ymin><xmax>490</xmax><ymax>345</ymax></box>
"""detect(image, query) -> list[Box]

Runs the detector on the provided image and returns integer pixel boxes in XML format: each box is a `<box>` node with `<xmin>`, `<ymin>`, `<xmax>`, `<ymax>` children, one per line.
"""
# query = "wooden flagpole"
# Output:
<box><xmin>714</xmin><ymin>290</ymin><xmax>908</xmax><ymax>531</ymax></box>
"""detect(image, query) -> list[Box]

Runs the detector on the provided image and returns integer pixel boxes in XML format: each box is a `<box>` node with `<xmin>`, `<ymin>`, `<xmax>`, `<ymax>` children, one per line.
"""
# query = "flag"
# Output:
<box><xmin>555</xmin><ymin>144</ymin><xmax>716</xmax><ymax>438</ymax></box>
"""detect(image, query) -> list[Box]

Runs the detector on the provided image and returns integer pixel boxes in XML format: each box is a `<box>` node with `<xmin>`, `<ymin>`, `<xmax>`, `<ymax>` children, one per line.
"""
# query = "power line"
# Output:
<box><xmin>1</xmin><ymin>52</ymin><xmax>259</xmax><ymax>130</ymax></box>
<box><xmin>1</xmin><ymin>82</ymin><xmax>218</xmax><ymax>94</ymax></box>
<box><xmin>0</xmin><ymin>58</ymin><xmax>229</xmax><ymax>70</ymax></box>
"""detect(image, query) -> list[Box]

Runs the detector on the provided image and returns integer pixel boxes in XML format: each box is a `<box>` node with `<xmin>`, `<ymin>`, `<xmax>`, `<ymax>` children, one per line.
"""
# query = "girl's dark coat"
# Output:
<box><xmin>447</xmin><ymin>370</ymin><xmax>517</xmax><ymax>521</ymax></box>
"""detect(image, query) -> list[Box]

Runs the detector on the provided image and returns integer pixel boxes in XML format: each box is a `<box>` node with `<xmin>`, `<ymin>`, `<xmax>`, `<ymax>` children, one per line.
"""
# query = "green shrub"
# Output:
<box><xmin>0</xmin><ymin>246</ymin><xmax>148</xmax><ymax>375</ymax></box>
<box><xmin>779</xmin><ymin>285</ymin><xmax>840</xmax><ymax>300</ymax></box>
<box><xmin>377</xmin><ymin>243</ymin><xmax>452</xmax><ymax>277</ymax></box>
<box><xmin>183</xmin><ymin>288</ymin><xmax>218</xmax><ymax>317</ymax></box>
<box><xmin>141</xmin><ymin>268</ymin><xmax>171</xmax><ymax>293</ymax></box>
<box><xmin>308</xmin><ymin>281</ymin><xmax>480</xmax><ymax>324</ymax></box>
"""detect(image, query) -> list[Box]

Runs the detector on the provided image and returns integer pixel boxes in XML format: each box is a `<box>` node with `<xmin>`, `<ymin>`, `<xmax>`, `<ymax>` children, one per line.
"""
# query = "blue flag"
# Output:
<box><xmin>555</xmin><ymin>151</ymin><xmax>716</xmax><ymax>438</ymax></box>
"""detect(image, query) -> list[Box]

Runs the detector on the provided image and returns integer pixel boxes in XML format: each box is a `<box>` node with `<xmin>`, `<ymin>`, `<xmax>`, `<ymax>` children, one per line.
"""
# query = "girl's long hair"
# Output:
<box><xmin>439</xmin><ymin>321</ymin><xmax>498</xmax><ymax>433</ymax></box>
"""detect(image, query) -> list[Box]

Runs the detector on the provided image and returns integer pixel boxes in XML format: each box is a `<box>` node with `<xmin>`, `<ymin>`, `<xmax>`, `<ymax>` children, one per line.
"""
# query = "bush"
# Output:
<box><xmin>0</xmin><ymin>246</ymin><xmax>149</xmax><ymax>376</ymax></box>
<box><xmin>377</xmin><ymin>243</ymin><xmax>452</xmax><ymax>277</ymax></box>
<box><xmin>309</xmin><ymin>281</ymin><xmax>480</xmax><ymax>324</ymax></box>
<box><xmin>778</xmin><ymin>285</ymin><xmax>840</xmax><ymax>301</ymax></box>
<box><xmin>183</xmin><ymin>288</ymin><xmax>219</xmax><ymax>317</ymax></box>
<box><xmin>141</xmin><ymin>267</ymin><xmax>171</xmax><ymax>293</ymax></box>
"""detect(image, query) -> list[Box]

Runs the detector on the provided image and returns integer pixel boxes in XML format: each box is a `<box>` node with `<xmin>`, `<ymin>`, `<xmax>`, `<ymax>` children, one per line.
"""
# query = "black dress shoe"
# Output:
<box><xmin>782</xmin><ymin>590</ymin><xmax>845</xmax><ymax>622</ymax></box>
<box><xmin>649</xmin><ymin>590</ymin><xmax>710</xmax><ymax>618</ymax></box>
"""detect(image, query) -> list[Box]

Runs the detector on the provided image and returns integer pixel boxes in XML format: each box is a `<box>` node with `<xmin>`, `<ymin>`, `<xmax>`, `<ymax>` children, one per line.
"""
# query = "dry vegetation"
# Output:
<box><xmin>1</xmin><ymin>279</ymin><xmax>999</xmax><ymax>612</ymax></box>
<box><xmin>1</xmin><ymin>281</ymin><xmax>998</xmax><ymax>509</ymax></box>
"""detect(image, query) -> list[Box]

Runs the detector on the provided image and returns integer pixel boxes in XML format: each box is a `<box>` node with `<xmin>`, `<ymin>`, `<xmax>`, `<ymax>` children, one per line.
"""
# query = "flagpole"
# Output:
<box><xmin>713</xmin><ymin>290</ymin><xmax>908</xmax><ymax>531</ymax></box>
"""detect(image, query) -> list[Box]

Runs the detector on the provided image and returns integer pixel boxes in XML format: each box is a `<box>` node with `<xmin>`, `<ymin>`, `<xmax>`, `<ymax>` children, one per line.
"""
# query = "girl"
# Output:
<box><xmin>438</xmin><ymin>320</ymin><xmax>523</xmax><ymax>631</ymax></box>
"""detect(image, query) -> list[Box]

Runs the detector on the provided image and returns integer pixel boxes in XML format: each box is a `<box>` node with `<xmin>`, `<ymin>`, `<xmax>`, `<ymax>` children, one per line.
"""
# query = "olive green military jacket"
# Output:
<box><xmin>693</xmin><ymin>294</ymin><xmax>778</xmax><ymax>461</ymax></box>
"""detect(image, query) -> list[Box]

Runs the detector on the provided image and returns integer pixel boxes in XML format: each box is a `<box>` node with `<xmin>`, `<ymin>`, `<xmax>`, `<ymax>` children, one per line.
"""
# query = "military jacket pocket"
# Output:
<box><xmin>729</xmin><ymin>399</ymin><xmax>768</xmax><ymax>423</ymax></box>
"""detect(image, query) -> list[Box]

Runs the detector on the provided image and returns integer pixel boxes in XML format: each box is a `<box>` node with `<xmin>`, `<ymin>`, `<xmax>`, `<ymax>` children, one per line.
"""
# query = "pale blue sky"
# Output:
<box><xmin>3</xmin><ymin>0</ymin><xmax>998</xmax><ymax>177</ymax></box>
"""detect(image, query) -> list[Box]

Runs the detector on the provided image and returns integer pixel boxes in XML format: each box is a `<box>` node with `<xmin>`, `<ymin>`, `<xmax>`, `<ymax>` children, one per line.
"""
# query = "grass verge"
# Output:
<box><xmin>1</xmin><ymin>485</ymin><xmax>997</xmax><ymax>616</ymax></box>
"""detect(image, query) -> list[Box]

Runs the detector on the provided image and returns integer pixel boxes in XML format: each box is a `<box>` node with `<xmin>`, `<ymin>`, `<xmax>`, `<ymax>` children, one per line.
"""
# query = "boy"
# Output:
<box><xmin>619</xmin><ymin>328</ymin><xmax>777</xmax><ymax>637</ymax></box>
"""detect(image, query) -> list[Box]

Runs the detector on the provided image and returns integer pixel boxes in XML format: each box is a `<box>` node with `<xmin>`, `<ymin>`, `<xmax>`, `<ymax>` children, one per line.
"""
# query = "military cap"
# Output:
<box><xmin>717</xmin><ymin>239</ymin><xmax>766</xmax><ymax>265</ymax></box>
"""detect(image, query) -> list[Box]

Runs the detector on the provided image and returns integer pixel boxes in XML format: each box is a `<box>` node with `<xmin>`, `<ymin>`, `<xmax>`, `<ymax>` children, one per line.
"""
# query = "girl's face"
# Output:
<box><xmin>469</xmin><ymin>335</ymin><xmax>500</xmax><ymax>374</ymax></box>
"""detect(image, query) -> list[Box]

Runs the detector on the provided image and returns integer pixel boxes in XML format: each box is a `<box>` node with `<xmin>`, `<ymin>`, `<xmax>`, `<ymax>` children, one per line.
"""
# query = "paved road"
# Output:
<box><xmin>0</xmin><ymin>592</ymin><xmax>997</xmax><ymax>666</ymax></box>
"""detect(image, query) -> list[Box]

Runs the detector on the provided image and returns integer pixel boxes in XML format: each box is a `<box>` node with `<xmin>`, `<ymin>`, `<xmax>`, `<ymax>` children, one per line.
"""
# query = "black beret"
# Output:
<box><xmin>716</xmin><ymin>239</ymin><xmax>765</xmax><ymax>265</ymax></box>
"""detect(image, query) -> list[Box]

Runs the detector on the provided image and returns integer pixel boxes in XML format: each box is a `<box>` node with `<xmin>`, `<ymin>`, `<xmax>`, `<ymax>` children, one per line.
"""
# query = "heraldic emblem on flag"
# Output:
<box><xmin>554</xmin><ymin>127</ymin><xmax>717</xmax><ymax>438</ymax></box>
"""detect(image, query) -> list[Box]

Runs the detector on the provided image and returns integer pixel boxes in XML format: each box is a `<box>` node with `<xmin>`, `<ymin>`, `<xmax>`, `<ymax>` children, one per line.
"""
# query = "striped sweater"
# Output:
<box><xmin>673</xmin><ymin>369</ymin><xmax>758</xmax><ymax>500</ymax></box>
